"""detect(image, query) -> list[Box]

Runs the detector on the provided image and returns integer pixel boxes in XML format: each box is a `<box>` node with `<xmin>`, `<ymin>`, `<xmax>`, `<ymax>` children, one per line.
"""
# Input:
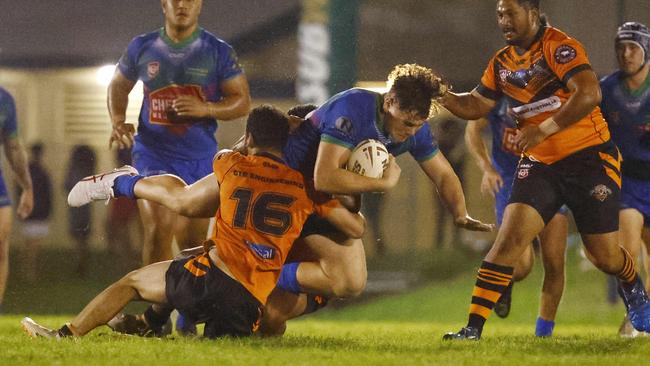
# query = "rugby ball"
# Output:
<box><xmin>346</xmin><ymin>139</ymin><xmax>389</xmax><ymax>178</ymax></box>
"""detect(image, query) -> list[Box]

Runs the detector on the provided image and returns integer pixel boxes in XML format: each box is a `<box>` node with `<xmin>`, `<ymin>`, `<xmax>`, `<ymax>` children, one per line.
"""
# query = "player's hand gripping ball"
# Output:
<box><xmin>346</xmin><ymin>139</ymin><xmax>389</xmax><ymax>178</ymax></box>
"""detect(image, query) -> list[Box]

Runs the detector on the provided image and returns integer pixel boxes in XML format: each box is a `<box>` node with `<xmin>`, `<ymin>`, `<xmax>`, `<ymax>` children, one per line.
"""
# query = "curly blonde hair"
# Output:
<box><xmin>386</xmin><ymin>64</ymin><xmax>447</xmax><ymax>119</ymax></box>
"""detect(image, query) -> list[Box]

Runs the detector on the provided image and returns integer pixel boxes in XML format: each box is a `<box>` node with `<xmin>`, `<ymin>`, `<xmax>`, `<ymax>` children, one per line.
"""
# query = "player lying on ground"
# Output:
<box><xmin>21</xmin><ymin>105</ymin><xmax>366</xmax><ymax>339</ymax></box>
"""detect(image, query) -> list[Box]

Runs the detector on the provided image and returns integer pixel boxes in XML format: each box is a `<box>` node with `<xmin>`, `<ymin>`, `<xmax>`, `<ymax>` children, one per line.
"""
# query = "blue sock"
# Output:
<box><xmin>277</xmin><ymin>262</ymin><xmax>302</xmax><ymax>294</ymax></box>
<box><xmin>535</xmin><ymin>317</ymin><xmax>555</xmax><ymax>337</ymax></box>
<box><xmin>113</xmin><ymin>175</ymin><xmax>144</xmax><ymax>199</ymax></box>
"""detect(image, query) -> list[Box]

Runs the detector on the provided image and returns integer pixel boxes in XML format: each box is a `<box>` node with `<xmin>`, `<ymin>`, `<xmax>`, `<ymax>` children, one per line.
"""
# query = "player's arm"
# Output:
<box><xmin>464</xmin><ymin>118</ymin><xmax>503</xmax><ymax>197</ymax></box>
<box><xmin>439</xmin><ymin>89</ymin><xmax>496</xmax><ymax>120</ymax></box>
<box><xmin>419</xmin><ymin>154</ymin><xmax>493</xmax><ymax>232</ymax></box>
<box><xmin>172</xmin><ymin>74</ymin><xmax>251</xmax><ymax>121</ymax></box>
<box><xmin>322</xmin><ymin>205</ymin><xmax>366</xmax><ymax>239</ymax></box>
<box><xmin>515</xmin><ymin>69</ymin><xmax>601</xmax><ymax>151</ymax></box>
<box><xmin>133</xmin><ymin>173</ymin><xmax>220</xmax><ymax>218</ymax></box>
<box><xmin>3</xmin><ymin>136</ymin><xmax>33</xmax><ymax>219</ymax></box>
<box><xmin>313</xmin><ymin>141</ymin><xmax>400</xmax><ymax>194</ymax></box>
<box><xmin>107</xmin><ymin>69</ymin><xmax>137</xmax><ymax>149</ymax></box>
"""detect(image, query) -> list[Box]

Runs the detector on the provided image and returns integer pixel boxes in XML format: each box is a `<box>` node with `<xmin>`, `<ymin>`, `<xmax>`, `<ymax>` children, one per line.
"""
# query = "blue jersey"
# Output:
<box><xmin>118</xmin><ymin>27</ymin><xmax>243</xmax><ymax>160</ymax></box>
<box><xmin>284</xmin><ymin>88</ymin><xmax>439</xmax><ymax>177</ymax></box>
<box><xmin>487</xmin><ymin>99</ymin><xmax>521</xmax><ymax>181</ymax></box>
<box><xmin>0</xmin><ymin>88</ymin><xmax>18</xmax><ymax>207</ymax></box>
<box><xmin>600</xmin><ymin>71</ymin><xmax>650</xmax><ymax>168</ymax></box>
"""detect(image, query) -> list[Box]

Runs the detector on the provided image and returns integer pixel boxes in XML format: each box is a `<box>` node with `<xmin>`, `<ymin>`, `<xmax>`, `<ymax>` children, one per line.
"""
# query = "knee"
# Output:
<box><xmin>331</xmin><ymin>270</ymin><xmax>367</xmax><ymax>298</ymax></box>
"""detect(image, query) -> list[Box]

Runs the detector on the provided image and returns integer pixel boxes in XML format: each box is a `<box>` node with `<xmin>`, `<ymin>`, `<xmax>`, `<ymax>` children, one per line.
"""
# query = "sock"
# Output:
<box><xmin>617</xmin><ymin>247</ymin><xmax>637</xmax><ymax>286</ymax></box>
<box><xmin>535</xmin><ymin>317</ymin><xmax>555</xmax><ymax>337</ymax></box>
<box><xmin>113</xmin><ymin>175</ymin><xmax>144</xmax><ymax>199</ymax></box>
<box><xmin>143</xmin><ymin>305</ymin><xmax>172</xmax><ymax>330</ymax></box>
<box><xmin>277</xmin><ymin>262</ymin><xmax>301</xmax><ymax>294</ymax></box>
<box><xmin>58</xmin><ymin>324</ymin><xmax>74</xmax><ymax>337</ymax></box>
<box><xmin>502</xmin><ymin>281</ymin><xmax>513</xmax><ymax>299</ymax></box>
<box><xmin>302</xmin><ymin>294</ymin><xmax>329</xmax><ymax>316</ymax></box>
<box><xmin>467</xmin><ymin>261</ymin><xmax>514</xmax><ymax>332</ymax></box>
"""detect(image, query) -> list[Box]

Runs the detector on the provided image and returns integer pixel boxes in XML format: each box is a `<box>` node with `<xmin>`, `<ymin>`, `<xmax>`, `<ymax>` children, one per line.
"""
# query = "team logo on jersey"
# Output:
<box><xmin>499</xmin><ymin>69</ymin><xmax>509</xmax><ymax>82</ymax></box>
<box><xmin>517</xmin><ymin>168</ymin><xmax>529</xmax><ymax>179</ymax></box>
<box><xmin>335</xmin><ymin>117</ymin><xmax>354</xmax><ymax>137</ymax></box>
<box><xmin>554</xmin><ymin>45</ymin><xmax>577</xmax><ymax>64</ymax></box>
<box><xmin>147</xmin><ymin>61</ymin><xmax>160</xmax><ymax>79</ymax></box>
<box><xmin>247</xmin><ymin>241</ymin><xmax>275</xmax><ymax>260</ymax></box>
<box><xmin>590</xmin><ymin>184</ymin><xmax>612</xmax><ymax>202</ymax></box>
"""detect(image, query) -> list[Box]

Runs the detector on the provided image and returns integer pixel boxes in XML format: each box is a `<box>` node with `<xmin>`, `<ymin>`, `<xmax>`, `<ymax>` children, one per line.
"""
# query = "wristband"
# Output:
<box><xmin>538</xmin><ymin>117</ymin><xmax>561</xmax><ymax>136</ymax></box>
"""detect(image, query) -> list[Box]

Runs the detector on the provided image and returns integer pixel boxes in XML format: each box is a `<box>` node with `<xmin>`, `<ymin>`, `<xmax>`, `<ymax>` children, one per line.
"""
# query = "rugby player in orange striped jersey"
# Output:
<box><xmin>21</xmin><ymin>105</ymin><xmax>367</xmax><ymax>339</ymax></box>
<box><xmin>440</xmin><ymin>0</ymin><xmax>650</xmax><ymax>340</ymax></box>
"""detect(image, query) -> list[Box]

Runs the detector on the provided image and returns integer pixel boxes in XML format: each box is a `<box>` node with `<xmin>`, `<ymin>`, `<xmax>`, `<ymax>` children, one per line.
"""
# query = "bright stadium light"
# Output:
<box><xmin>96</xmin><ymin>64</ymin><xmax>116</xmax><ymax>86</ymax></box>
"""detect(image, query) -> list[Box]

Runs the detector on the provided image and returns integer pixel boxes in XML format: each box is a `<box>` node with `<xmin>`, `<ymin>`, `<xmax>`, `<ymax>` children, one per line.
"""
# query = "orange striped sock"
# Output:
<box><xmin>617</xmin><ymin>247</ymin><xmax>637</xmax><ymax>285</ymax></box>
<box><xmin>467</xmin><ymin>261</ymin><xmax>513</xmax><ymax>331</ymax></box>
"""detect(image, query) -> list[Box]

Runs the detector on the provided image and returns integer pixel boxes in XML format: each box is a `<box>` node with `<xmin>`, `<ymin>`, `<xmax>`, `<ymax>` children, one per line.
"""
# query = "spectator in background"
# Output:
<box><xmin>106</xmin><ymin>148</ymin><xmax>140</xmax><ymax>268</ymax></box>
<box><xmin>19</xmin><ymin>142</ymin><xmax>52</xmax><ymax>282</ymax></box>
<box><xmin>64</xmin><ymin>145</ymin><xmax>95</xmax><ymax>276</ymax></box>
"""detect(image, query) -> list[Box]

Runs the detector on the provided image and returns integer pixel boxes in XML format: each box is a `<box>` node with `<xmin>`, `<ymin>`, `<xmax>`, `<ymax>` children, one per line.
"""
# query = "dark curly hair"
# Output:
<box><xmin>386</xmin><ymin>64</ymin><xmax>446</xmax><ymax>119</ymax></box>
<box><xmin>246</xmin><ymin>105</ymin><xmax>289</xmax><ymax>150</ymax></box>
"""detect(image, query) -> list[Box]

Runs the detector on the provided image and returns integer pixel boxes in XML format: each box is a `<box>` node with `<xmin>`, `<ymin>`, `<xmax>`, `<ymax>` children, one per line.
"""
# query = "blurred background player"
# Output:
<box><xmin>440</xmin><ymin>0</ymin><xmax>650</xmax><ymax>340</ymax></box>
<box><xmin>64</xmin><ymin>145</ymin><xmax>96</xmax><ymax>276</ymax></box>
<box><xmin>23</xmin><ymin>105</ymin><xmax>364</xmax><ymax>339</ymax></box>
<box><xmin>600</xmin><ymin>21</ymin><xmax>650</xmax><ymax>337</ymax></box>
<box><xmin>19</xmin><ymin>142</ymin><xmax>52</xmax><ymax>282</ymax></box>
<box><xmin>107</xmin><ymin>0</ymin><xmax>250</xmax><ymax>334</ymax></box>
<box><xmin>465</xmin><ymin>99</ymin><xmax>569</xmax><ymax>336</ymax></box>
<box><xmin>107</xmin><ymin>0</ymin><xmax>250</xmax><ymax>264</ymax></box>
<box><xmin>0</xmin><ymin>87</ymin><xmax>33</xmax><ymax>313</ymax></box>
<box><xmin>259</xmin><ymin>64</ymin><xmax>493</xmax><ymax>335</ymax></box>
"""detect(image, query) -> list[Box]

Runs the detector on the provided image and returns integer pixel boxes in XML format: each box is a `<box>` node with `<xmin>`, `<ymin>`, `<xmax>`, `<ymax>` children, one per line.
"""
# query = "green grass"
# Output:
<box><xmin>2</xmin><ymin>249</ymin><xmax>649</xmax><ymax>365</ymax></box>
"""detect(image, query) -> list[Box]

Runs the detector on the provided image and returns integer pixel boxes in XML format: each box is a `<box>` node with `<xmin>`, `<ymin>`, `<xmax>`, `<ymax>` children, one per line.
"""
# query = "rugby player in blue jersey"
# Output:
<box><xmin>0</xmin><ymin>88</ymin><xmax>34</xmax><ymax>313</ymax></box>
<box><xmin>107</xmin><ymin>0</ymin><xmax>250</xmax><ymax>335</ymax></box>
<box><xmin>107</xmin><ymin>0</ymin><xmax>250</xmax><ymax>266</ymax></box>
<box><xmin>259</xmin><ymin>64</ymin><xmax>494</xmax><ymax>335</ymax></box>
<box><xmin>465</xmin><ymin>99</ymin><xmax>568</xmax><ymax>336</ymax></box>
<box><xmin>600</xmin><ymin>22</ymin><xmax>650</xmax><ymax>337</ymax></box>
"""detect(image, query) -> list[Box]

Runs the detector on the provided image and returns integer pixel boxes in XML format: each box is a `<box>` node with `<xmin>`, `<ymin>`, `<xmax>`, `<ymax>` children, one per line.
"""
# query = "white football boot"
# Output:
<box><xmin>67</xmin><ymin>165</ymin><xmax>139</xmax><ymax>207</ymax></box>
<box><xmin>21</xmin><ymin>317</ymin><xmax>60</xmax><ymax>339</ymax></box>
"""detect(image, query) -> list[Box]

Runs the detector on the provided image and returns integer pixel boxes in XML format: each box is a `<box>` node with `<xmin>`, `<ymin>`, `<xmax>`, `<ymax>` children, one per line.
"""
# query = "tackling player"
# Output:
<box><xmin>600</xmin><ymin>21</ymin><xmax>650</xmax><ymax>337</ymax></box>
<box><xmin>0</xmin><ymin>87</ymin><xmax>33</xmax><ymax>313</ymax></box>
<box><xmin>257</xmin><ymin>64</ymin><xmax>494</xmax><ymax>335</ymax></box>
<box><xmin>440</xmin><ymin>0</ymin><xmax>650</xmax><ymax>340</ymax></box>
<box><xmin>21</xmin><ymin>105</ymin><xmax>365</xmax><ymax>339</ymax></box>
<box><xmin>465</xmin><ymin>98</ymin><xmax>569</xmax><ymax>336</ymax></box>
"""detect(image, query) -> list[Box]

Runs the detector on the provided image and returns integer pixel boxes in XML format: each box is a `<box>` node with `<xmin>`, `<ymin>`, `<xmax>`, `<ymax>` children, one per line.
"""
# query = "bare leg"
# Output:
<box><xmin>259</xmin><ymin>288</ymin><xmax>308</xmax><ymax>337</ymax></box>
<box><xmin>582</xmin><ymin>232</ymin><xmax>626</xmax><ymax>274</ymax></box>
<box><xmin>538</xmin><ymin>213</ymin><xmax>568</xmax><ymax>321</ymax></box>
<box><xmin>138</xmin><ymin>200</ymin><xmax>176</xmax><ymax>264</ymax></box>
<box><xmin>513</xmin><ymin>245</ymin><xmax>534</xmax><ymax>281</ymax></box>
<box><xmin>69</xmin><ymin>261</ymin><xmax>171</xmax><ymax>336</ymax></box>
<box><xmin>0</xmin><ymin>207</ymin><xmax>12</xmax><ymax>305</ymax></box>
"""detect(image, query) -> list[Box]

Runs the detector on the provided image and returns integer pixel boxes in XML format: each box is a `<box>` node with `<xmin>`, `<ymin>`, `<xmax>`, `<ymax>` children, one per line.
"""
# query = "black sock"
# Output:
<box><xmin>143</xmin><ymin>305</ymin><xmax>172</xmax><ymax>330</ymax></box>
<box><xmin>58</xmin><ymin>324</ymin><xmax>74</xmax><ymax>337</ymax></box>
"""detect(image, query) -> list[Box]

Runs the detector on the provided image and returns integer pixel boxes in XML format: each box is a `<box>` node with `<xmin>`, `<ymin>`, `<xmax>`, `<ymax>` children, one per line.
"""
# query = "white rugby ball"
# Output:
<box><xmin>346</xmin><ymin>139</ymin><xmax>389</xmax><ymax>178</ymax></box>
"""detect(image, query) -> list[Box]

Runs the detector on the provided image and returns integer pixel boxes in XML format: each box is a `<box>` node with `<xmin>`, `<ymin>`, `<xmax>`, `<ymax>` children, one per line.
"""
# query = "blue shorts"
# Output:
<box><xmin>0</xmin><ymin>171</ymin><xmax>11</xmax><ymax>208</ymax></box>
<box><xmin>621</xmin><ymin>176</ymin><xmax>650</xmax><ymax>227</ymax></box>
<box><xmin>133</xmin><ymin>149</ymin><xmax>213</xmax><ymax>184</ymax></box>
<box><xmin>496</xmin><ymin>175</ymin><xmax>568</xmax><ymax>226</ymax></box>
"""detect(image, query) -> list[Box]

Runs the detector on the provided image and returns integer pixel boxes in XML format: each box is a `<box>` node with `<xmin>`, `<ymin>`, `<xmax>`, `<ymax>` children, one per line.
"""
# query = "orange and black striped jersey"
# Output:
<box><xmin>211</xmin><ymin>151</ymin><xmax>340</xmax><ymax>304</ymax></box>
<box><xmin>477</xmin><ymin>26</ymin><xmax>610</xmax><ymax>164</ymax></box>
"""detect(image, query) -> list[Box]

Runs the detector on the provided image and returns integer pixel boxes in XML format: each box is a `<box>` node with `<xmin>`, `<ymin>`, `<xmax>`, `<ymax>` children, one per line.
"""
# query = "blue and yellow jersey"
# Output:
<box><xmin>600</xmin><ymin>71</ymin><xmax>650</xmax><ymax>166</ymax></box>
<box><xmin>488</xmin><ymin>99</ymin><xmax>521</xmax><ymax>180</ymax></box>
<box><xmin>284</xmin><ymin>88</ymin><xmax>439</xmax><ymax>178</ymax></box>
<box><xmin>211</xmin><ymin>151</ymin><xmax>339</xmax><ymax>304</ymax></box>
<box><xmin>118</xmin><ymin>27</ymin><xmax>243</xmax><ymax>160</ymax></box>
<box><xmin>0</xmin><ymin>88</ymin><xmax>18</xmax><ymax>141</ymax></box>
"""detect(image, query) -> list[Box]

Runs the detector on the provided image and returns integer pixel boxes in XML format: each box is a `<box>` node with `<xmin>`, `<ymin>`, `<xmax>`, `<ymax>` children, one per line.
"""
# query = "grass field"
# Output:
<box><xmin>1</xmin><ymin>249</ymin><xmax>649</xmax><ymax>365</ymax></box>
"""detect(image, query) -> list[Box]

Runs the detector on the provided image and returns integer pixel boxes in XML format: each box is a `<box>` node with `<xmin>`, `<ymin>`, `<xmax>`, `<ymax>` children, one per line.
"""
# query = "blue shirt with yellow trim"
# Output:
<box><xmin>284</xmin><ymin>88</ymin><xmax>439</xmax><ymax>178</ymax></box>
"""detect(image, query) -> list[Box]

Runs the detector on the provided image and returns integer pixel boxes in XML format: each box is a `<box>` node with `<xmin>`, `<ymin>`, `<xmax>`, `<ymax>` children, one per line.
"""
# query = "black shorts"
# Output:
<box><xmin>299</xmin><ymin>213</ymin><xmax>340</xmax><ymax>238</ymax></box>
<box><xmin>509</xmin><ymin>142</ymin><xmax>621</xmax><ymax>234</ymax></box>
<box><xmin>165</xmin><ymin>253</ymin><xmax>262</xmax><ymax>338</ymax></box>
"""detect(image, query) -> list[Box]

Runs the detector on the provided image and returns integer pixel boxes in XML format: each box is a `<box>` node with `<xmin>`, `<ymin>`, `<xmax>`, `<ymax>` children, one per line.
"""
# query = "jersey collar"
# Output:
<box><xmin>159</xmin><ymin>26</ymin><xmax>202</xmax><ymax>49</ymax></box>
